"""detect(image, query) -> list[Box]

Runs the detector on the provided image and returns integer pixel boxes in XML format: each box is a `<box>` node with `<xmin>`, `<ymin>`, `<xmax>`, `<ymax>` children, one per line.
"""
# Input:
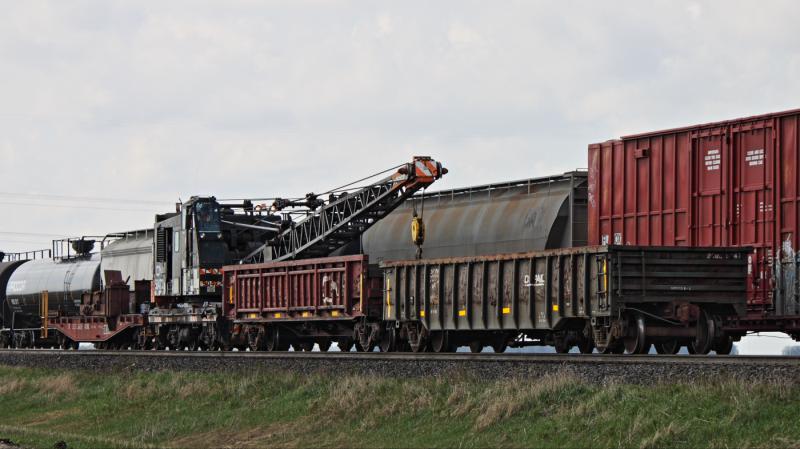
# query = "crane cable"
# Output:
<box><xmin>219</xmin><ymin>163</ymin><xmax>405</xmax><ymax>203</ymax></box>
<box><xmin>412</xmin><ymin>189</ymin><xmax>426</xmax><ymax>259</ymax></box>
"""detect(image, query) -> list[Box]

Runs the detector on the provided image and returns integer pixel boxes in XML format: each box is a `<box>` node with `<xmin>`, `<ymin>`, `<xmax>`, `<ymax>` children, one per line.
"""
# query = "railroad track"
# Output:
<box><xmin>1</xmin><ymin>350</ymin><xmax>798</xmax><ymax>384</ymax></box>
<box><xmin>1</xmin><ymin>349</ymin><xmax>798</xmax><ymax>365</ymax></box>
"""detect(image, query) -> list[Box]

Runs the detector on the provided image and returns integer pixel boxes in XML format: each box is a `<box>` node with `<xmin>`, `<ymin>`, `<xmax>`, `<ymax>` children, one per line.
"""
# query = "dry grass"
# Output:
<box><xmin>35</xmin><ymin>373</ymin><xmax>78</xmax><ymax>399</ymax></box>
<box><xmin>473</xmin><ymin>373</ymin><xmax>577</xmax><ymax>430</ymax></box>
<box><xmin>443</xmin><ymin>371</ymin><xmax>580</xmax><ymax>430</ymax></box>
<box><xmin>318</xmin><ymin>371</ymin><xmax>583</xmax><ymax>432</ymax></box>
<box><xmin>0</xmin><ymin>424</ymin><xmax>155</xmax><ymax>449</ymax></box>
<box><xmin>167</xmin><ymin>422</ymin><xmax>301</xmax><ymax>449</ymax></box>
<box><xmin>121</xmin><ymin>380</ymin><xmax>158</xmax><ymax>401</ymax></box>
<box><xmin>0</xmin><ymin>378</ymin><xmax>27</xmax><ymax>395</ymax></box>
<box><xmin>2</xmin><ymin>366</ymin><xmax>798</xmax><ymax>449</ymax></box>
<box><xmin>637</xmin><ymin>421</ymin><xmax>686</xmax><ymax>449</ymax></box>
<box><xmin>174</xmin><ymin>377</ymin><xmax>211</xmax><ymax>399</ymax></box>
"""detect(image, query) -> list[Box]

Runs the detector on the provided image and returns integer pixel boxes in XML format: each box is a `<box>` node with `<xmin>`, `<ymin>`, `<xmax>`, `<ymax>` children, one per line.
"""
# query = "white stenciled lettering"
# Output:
<box><xmin>705</xmin><ymin>149</ymin><xmax>721</xmax><ymax>171</ymax></box>
<box><xmin>745</xmin><ymin>148</ymin><xmax>765</xmax><ymax>166</ymax></box>
<box><xmin>7</xmin><ymin>280</ymin><xmax>26</xmax><ymax>292</ymax></box>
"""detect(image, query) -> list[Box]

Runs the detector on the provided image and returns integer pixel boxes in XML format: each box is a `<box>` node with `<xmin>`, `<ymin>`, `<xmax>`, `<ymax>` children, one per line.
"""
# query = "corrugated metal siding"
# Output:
<box><xmin>358</xmin><ymin>171</ymin><xmax>587</xmax><ymax>263</ymax></box>
<box><xmin>223</xmin><ymin>255</ymin><xmax>369</xmax><ymax>319</ymax></box>
<box><xmin>381</xmin><ymin>246</ymin><xmax>748</xmax><ymax>332</ymax></box>
<box><xmin>589</xmin><ymin>108</ymin><xmax>800</xmax><ymax>315</ymax></box>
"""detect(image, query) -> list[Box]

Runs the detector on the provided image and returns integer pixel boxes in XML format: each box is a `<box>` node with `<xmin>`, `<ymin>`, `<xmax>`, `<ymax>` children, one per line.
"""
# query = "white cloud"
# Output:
<box><xmin>687</xmin><ymin>3</ymin><xmax>703</xmax><ymax>21</ymax></box>
<box><xmin>447</xmin><ymin>22</ymin><xmax>485</xmax><ymax>46</ymax></box>
<box><xmin>1</xmin><ymin>0</ymin><xmax>800</xmax><ymax>251</ymax></box>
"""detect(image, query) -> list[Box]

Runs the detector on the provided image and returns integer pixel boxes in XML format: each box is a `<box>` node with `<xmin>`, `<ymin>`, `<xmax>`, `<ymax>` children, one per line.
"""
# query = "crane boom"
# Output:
<box><xmin>241</xmin><ymin>156</ymin><xmax>446</xmax><ymax>263</ymax></box>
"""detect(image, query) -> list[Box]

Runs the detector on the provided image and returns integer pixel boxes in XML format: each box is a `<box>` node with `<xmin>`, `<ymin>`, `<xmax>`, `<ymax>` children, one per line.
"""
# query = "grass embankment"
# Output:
<box><xmin>0</xmin><ymin>366</ymin><xmax>798</xmax><ymax>449</ymax></box>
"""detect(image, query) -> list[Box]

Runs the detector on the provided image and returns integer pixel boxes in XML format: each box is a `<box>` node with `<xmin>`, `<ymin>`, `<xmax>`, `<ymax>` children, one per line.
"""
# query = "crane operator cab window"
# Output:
<box><xmin>194</xmin><ymin>202</ymin><xmax>221</xmax><ymax>233</ymax></box>
<box><xmin>193</xmin><ymin>200</ymin><xmax>225</xmax><ymax>268</ymax></box>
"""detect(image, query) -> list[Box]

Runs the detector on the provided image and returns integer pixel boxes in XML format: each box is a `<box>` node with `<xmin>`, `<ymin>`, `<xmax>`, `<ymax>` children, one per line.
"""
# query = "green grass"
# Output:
<box><xmin>0</xmin><ymin>365</ymin><xmax>798</xmax><ymax>449</ymax></box>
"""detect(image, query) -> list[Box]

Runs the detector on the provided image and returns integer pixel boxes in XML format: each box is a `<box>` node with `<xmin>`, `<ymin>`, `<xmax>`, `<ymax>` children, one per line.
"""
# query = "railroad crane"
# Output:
<box><xmin>147</xmin><ymin>156</ymin><xmax>446</xmax><ymax>350</ymax></box>
<box><xmin>242</xmin><ymin>156</ymin><xmax>446</xmax><ymax>263</ymax></box>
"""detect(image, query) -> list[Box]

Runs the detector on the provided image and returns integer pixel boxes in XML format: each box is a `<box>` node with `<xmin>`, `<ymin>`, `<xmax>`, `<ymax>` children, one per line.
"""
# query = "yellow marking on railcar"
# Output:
<box><xmin>420</xmin><ymin>310</ymin><xmax>425</xmax><ymax>318</ymax></box>
<box><xmin>386</xmin><ymin>277</ymin><xmax>392</xmax><ymax>318</ymax></box>
<box><xmin>359</xmin><ymin>273</ymin><xmax>364</xmax><ymax>315</ymax></box>
<box><xmin>302</xmin><ymin>312</ymin><xmax>310</xmax><ymax>318</ymax></box>
<box><xmin>458</xmin><ymin>309</ymin><xmax>466</xmax><ymax>317</ymax></box>
<box><xmin>552</xmin><ymin>304</ymin><xmax>559</xmax><ymax>312</ymax></box>
<box><xmin>247</xmin><ymin>313</ymin><xmax>258</xmax><ymax>319</ymax></box>
<box><xmin>274</xmin><ymin>313</ymin><xmax>282</xmax><ymax>318</ymax></box>
<box><xmin>40</xmin><ymin>291</ymin><xmax>49</xmax><ymax>338</ymax></box>
<box><xmin>332</xmin><ymin>311</ymin><xmax>340</xmax><ymax>317</ymax></box>
<box><xmin>502</xmin><ymin>307</ymin><xmax>511</xmax><ymax>315</ymax></box>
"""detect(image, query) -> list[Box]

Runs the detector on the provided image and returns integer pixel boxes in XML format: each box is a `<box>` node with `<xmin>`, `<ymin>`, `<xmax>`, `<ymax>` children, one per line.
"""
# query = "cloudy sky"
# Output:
<box><xmin>2</xmin><ymin>1</ymin><xmax>799</xmax><ymax>352</ymax></box>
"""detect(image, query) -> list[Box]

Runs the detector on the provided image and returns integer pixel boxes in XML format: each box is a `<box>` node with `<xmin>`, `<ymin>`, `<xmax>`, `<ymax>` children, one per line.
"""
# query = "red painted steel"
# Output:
<box><xmin>222</xmin><ymin>255</ymin><xmax>371</xmax><ymax>320</ymax></box>
<box><xmin>589</xmin><ymin>108</ymin><xmax>800</xmax><ymax>314</ymax></box>
<box><xmin>49</xmin><ymin>315</ymin><xmax>144</xmax><ymax>342</ymax></box>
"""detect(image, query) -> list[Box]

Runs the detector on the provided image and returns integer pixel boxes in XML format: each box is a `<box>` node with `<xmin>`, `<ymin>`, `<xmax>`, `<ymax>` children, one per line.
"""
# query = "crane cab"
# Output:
<box><xmin>153</xmin><ymin>197</ymin><xmax>225</xmax><ymax>302</ymax></box>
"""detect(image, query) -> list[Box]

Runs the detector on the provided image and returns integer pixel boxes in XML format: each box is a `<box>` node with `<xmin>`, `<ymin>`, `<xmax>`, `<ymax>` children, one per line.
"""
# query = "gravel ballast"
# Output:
<box><xmin>0</xmin><ymin>350</ymin><xmax>798</xmax><ymax>385</ymax></box>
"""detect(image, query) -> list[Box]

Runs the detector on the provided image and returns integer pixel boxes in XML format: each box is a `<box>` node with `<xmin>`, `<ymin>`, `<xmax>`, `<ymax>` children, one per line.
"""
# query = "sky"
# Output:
<box><xmin>2</xmin><ymin>1</ymin><xmax>800</xmax><ymax>354</ymax></box>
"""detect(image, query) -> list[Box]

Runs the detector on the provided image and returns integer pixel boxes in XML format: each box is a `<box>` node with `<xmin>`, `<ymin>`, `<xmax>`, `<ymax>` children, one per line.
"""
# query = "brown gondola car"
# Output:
<box><xmin>223</xmin><ymin>246</ymin><xmax>749</xmax><ymax>354</ymax></box>
<box><xmin>222</xmin><ymin>255</ymin><xmax>384</xmax><ymax>352</ymax></box>
<box><xmin>382</xmin><ymin>245</ymin><xmax>749</xmax><ymax>354</ymax></box>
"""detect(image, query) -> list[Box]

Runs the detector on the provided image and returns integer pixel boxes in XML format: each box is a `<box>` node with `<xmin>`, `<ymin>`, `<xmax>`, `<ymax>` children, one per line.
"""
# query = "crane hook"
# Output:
<box><xmin>411</xmin><ymin>190</ymin><xmax>426</xmax><ymax>259</ymax></box>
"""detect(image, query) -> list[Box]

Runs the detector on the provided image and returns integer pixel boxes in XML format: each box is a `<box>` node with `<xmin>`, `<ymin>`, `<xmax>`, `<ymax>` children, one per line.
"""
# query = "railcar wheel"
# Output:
<box><xmin>379</xmin><ymin>327</ymin><xmax>396</xmax><ymax>353</ymax></box>
<box><xmin>429</xmin><ymin>331</ymin><xmax>454</xmax><ymax>353</ymax></box>
<box><xmin>577</xmin><ymin>337</ymin><xmax>595</xmax><ymax>354</ymax></box>
<box><xmin>337</xmin><ymin>338</ymin><xmax>354</xmax><ymax>352</ymax></box>
<box><xmin>299</xmin><ymin>341</ymin><xmax>314</xmax><ymax>352</ymax></box>
<box><xmin>714</xmin><ymin>335</ymin><xmax>734</xmax><ymax>355</ymax></box>
<box><xmin>689</xmin><ymin>309</ymin><xmax>715</xmax><ymax>355</ymax></box>
<box><xmin>407</xmin><ymin>324</ymin><xmax>428</xmax><ymax>353</ymax></box>
<box><xmin>57</xmin><ymin>333</ymin><xmax>69</xmax><ymax>350</ymax></box>
<box><xmin>247</xmin><ymin>329</ymin><xmax>265</xmax><ymax>352</ymax></box>
<box><xmin>469</xmin><ymin>341</ymin><xmax>483</xmax><ymax>353</ymax></box>
<box><xmin>554</xmin><ymin>338</ymin><xmax>571</xmax><ymax>354</ymax></box>
<box><xmin>318</xmin><ymin>339</ymin><xmax>332</xmax><ymax>352</ymax></box>
<box><xmin>600</xmin><ymin>341</ymin><xmax>625</xmax><ymax>354</ymax></box>
<box><xmin>623</xmin><ymin>314</ymin><xmax>649</xmax><ymax>354</ymax></box>
<box><xmin>264</xmin><ymin>327</ymin><xmax>278</xmax><ymax>351</ymax></box>
<box><xmin>355</xmin><ymin>340</ymin><xmax>376</xmax><ymax>352</ymax></box>
<box><xmin>491</xmin><ymin>340</ymin><xmax>508</xmax><ymax>353</ymax></box>
<box><xmin>655</xmin><ymin>339</ymin><xmax>681</xmax><ymax>354</ymax></box>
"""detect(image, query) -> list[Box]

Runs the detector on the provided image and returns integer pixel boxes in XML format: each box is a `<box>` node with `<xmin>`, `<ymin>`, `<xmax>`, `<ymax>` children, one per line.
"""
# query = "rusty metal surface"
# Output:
<box><xmin>383</xmin><ymin>246</ymin><xmax>749</xmax><ymax>332</ymax></box>
<box><xmin>49</xmin><ymin>315</ymin><xmax>144</xmax><ymax>342</ymax></box>
<box><xmin>354</xmin><ymin>171</ymin><xmax>587</xmax><ymax>263</ymax></box>
<box><xmin>588</xmin><ymin>108</ymin><xmax>800</xmax><ymax>324</ymax></box>
<box><xmin>223</xmin><ymin>254</ymin><xmax>373</xmax><ymax>321</ymax></box>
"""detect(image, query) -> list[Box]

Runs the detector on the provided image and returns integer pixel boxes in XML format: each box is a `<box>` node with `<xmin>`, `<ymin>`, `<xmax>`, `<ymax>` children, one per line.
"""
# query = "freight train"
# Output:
<box><xmin>4</xmin><ymin>108</ymin><xmax>800</xmax><ymax>354</ymax></box>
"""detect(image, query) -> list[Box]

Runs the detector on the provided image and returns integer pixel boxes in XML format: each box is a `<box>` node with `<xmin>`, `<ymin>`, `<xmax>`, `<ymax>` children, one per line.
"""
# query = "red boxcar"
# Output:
<box><xmin>222</xmin><ymin>254</ymin><xmax>379</xmax><ymax>321</ymax></box>
<box><xmin>588</xmin><ymin>108</ymin><xmax>800</xmax><ymax>334</ymax></box>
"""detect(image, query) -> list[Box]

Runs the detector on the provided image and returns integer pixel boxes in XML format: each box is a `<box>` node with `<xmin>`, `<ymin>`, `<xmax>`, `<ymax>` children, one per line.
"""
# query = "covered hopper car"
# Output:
<box><xmin>354</xmin><ymin>171</ymin><xmax>587</xmax><ymax>262</ymax></box>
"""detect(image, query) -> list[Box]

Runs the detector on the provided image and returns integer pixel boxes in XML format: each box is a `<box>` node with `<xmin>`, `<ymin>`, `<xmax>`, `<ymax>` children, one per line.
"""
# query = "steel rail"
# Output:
<box><xmin>1</xmin><ymin>349</ymin><xmax>797</xmax><ymax>366</ymax></box>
